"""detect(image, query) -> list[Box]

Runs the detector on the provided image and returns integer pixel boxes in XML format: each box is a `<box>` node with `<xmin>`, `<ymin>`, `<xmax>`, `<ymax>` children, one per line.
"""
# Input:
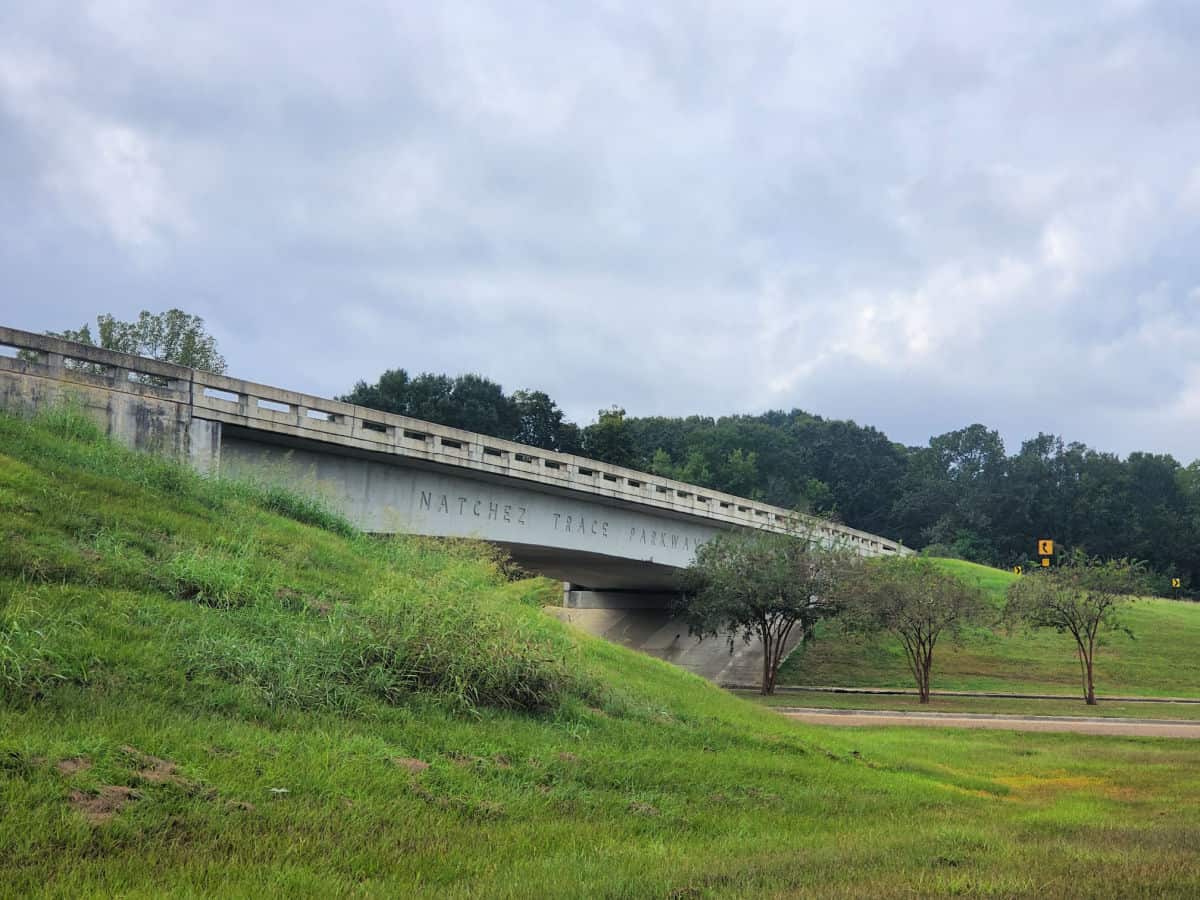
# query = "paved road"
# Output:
<box><xmin>727</xmin><ymin>684</ymin><xmax>1200</xmax><ymax>704</ymax></box>
<box><xmin>779</xmin><ymin>707</ymin><xmax>1200</xmax><ymax>738</ymax></box>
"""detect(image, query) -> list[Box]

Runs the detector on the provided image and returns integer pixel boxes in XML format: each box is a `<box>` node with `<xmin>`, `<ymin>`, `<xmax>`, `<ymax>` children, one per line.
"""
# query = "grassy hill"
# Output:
<box><xmin>2</xmin><ymin>407</ymin><xmax>1200</xmax><ymax>897</ymax></box>
<box><xmin>779</xmin><ymin>558</ymin><xmax>1200</xmax><ymax>698</ymax></box>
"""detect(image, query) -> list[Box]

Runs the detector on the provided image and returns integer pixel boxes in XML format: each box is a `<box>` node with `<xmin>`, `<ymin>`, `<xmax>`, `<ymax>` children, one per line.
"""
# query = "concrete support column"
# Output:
<box><xmin>187</xmin><ymin>418</ymin><xmax>222</xmax><ymax>477</ymax></box>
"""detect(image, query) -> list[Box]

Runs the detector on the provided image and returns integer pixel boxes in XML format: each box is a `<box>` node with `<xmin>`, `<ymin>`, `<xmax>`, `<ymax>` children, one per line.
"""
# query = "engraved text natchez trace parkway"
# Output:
<box><xmin>418</xmin><ymin>491</ymin><xmax>707</xmax><ymax>552</ymax></box>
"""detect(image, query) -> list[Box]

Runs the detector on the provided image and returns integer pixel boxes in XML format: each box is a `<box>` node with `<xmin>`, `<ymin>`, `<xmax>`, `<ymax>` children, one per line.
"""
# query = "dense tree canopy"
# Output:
<box><xmin>342</xmin><ymin>365</ymin><xmax>1200</xmax><ymax>591</ymax></box>
<box><xmin>51</xmin><ymin>309</ymin><xmax>227</xmax><ymax>374</ymax></box>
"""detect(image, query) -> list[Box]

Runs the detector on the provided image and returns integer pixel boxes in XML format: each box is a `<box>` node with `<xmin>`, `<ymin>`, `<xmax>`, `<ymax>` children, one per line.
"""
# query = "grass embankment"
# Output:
<box><xmin>2</xmin><ymin>409</ymin><xmax>1200</xmax><ymax>897</ymax></box>
<box><xmin>779</xmin><ymin>558</ymin><xmax>1200</xmax><ymax>699</ymax></box>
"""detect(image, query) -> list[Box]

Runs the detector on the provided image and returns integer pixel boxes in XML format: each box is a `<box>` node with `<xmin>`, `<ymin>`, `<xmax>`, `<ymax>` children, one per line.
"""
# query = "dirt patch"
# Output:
<box><xmin>121</xmin><ymin>745</ymin><xmax>187</xmax><ymax>786</ymax></box>
<box><xmin>226</xmin><ymin>800</ymin><xmax>255</xmax><ymax>812</ymax></box>
<box><xmin>557</xmin><ymin>752</ymin><xmax>580</xmax><ymax>764</ymax></box>
<box><xmin>492</xmin><ymin>754</ymin><xmax>512</xmax><ymax>769</ymax></box>
<box><xmin>393</xmin><ymin>757</ymin><xmax>429</xmax><ymax>773</ymax></box>
<box><xmin>69</xmin><ymin>786</ymin><xmax>140</xmax><ymax>824</ymax></box>
<box><xmin>56</xmin><ymin>756</ymin><xmax>92</xmax><ymax>776</ymax></box>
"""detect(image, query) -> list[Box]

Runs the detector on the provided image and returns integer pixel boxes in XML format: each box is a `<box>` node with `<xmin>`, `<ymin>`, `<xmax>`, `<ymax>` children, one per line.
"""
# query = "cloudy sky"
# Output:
<box><xmin>3</xmin><ymin>1</ymin><xmax>1199</xmax><ymax>459</ymax></box>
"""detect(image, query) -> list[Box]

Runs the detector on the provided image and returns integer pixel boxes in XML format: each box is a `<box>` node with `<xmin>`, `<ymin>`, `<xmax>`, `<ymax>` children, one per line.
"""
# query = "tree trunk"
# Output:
<box><xmin>918</xmin><ymin>644</ymin><xmax>932</xmax><ymax>703</ymax></box>
<box><xmin>1076</xmin><ymin>645</ymin><xmax>1088</xmax><ymax>702</ymax></box>
<box><xmin>1085</xmin><ymin>651</ymin><xmax>1096</xmax><ymax>705</ymax></box>
<box><xmin>760</xmin><ymin>631</ymin><xmax>773</xmax><ymax>696</ymax></box>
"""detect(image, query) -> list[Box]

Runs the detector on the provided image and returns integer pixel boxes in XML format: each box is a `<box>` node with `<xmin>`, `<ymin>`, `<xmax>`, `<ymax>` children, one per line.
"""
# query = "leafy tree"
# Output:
<box><xmin>51</xmin><ymin>309</ymin><xmax>227</xmax><ymax>373</ymax></box>
<box><xmin>342</xmin><ymin>370</ymin><xmax>518</xmax><ymax>439</ymax></box>
<box><xmin>842</xmin><ymin>557</ymin><xmax>989</xmax><ymax>702</ymax></box>
<box><xmin>1004</xmin><ymin>551</ymin><xmax>1146</xmax><ymax>704</ymax></box>
<box><xmin>511</xmin><ymin>390</ymin><xmax>567</xmax><ymax>451</ymax></box>
<box><xmin>341</xmin><ymin>368</ymin><xmax>412</xmax><ymax>414</ymax></box>
<box><xmin>678</xmin><ymin>530</ymin><xmax>855</xmax><ymax>695</ymax></box>
<box><xmin>582</xmin><ymin>406</ymin><xmax>636</xmax><ymax>467</ymax></box>
<box><xmin>445</xmin><ymin>373</ymin><xmax>518</xmax><ymax>437</ymax></box>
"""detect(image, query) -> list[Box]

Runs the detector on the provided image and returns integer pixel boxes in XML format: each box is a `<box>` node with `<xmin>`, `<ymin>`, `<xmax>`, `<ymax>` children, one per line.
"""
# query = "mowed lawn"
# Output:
<box><xmin>2</xmin><ymin>409</ymin><xmax>1199</xmax><ymax>897</ymax></box>
<box><xmin>779</xmin><ymin>559</ymin><xmax>1200</xmax><ymax>699</ymax></box>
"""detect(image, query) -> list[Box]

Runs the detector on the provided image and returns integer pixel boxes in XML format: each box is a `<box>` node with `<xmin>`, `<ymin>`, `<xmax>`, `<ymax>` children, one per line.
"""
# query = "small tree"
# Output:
<box><xmin>50</xmin><ymin>309</ymin><xmax>227</xmax><ymax>373</ymax></box>
<box><xmin>843</xmin><ymin>557</ymin><xmax>988</xmax><ymax>703</ymax></box>
<box><xmin>1004</xmin><ymin>551</ymin><xmax>1145</xmax><ymax>705</ymax></box>
<box><xmin>678</xmin><ymin>530</ymin><xmax>854</xmax><ymax>695</ymax></box>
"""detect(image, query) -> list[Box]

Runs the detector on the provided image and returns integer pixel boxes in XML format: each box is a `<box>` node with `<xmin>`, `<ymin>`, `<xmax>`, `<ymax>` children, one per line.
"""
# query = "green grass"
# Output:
<box><xmin>2</xmin><ymin>407</ymin><xmax>1200</xmax><ymax>897</ymax></box>
<box><xmin>779</xmin><ymin>558</ymin><xmax>1200</xmax><ymax>699</ymax></box>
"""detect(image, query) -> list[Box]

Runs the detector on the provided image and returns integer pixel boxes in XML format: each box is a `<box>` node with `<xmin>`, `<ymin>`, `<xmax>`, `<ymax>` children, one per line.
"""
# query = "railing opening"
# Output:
<box><xmin>64</xmin><ymin>357</ymin><xmax>115</xmax><ymax>377</ymax></box>
<box><xmin>362</xmin><ymin>420</ymin><xmax>388</xmax><ymax>433</ymax></box>
<box><xmin>403</xmin><ymin>429</ymin><xmax>427</xmax><ymax>441</ymax></box>
<box><xmin>627</xmin><ymin>479</ymin><xmax>641</xmax><ymax>487</ymax></box>
<box><xmin>203</xmin><ymin>387</ymin><xmax>239</xmax><ymax>403</ymax></box>
<box><xmin>577</xmin><ymin>466</ymin><xmax>595</xmax><ymax>476</ymax></box>
<box><xmin>306</xmin><ymin>409</ymin><xmax>338</xmax><ymax>422</ymax></box>
<box><xmin>128</xmin><ymin>371</ymin><xmax>170</xmax><ymax>388</ymax></box>
<box><xmin>544</xmin><ymin>460</ymin><xmax>561</xmax><ymax>469</ymax></box>
<box><xmin>602</xmin><ymin>473</ymin><xmax>618</xmax><ymax>482</ymax></box>
<box><xmin>515</xmin><ymin>452</ymin><xmax>536</xmax><ymax>463</ymax></box>
<box><xmin>483</xmin><ymin>446</ymin><xmax>504</xmax><ymax>458</ymax></box>
<box><xmin>440</xmin><ymin>438</ymin><xmax>463</xmax><ymax>450</ymax></box>
<box><xmin>0</xmin><ymin>343</ymin><xmax>21</xmax><ymax>359</ymax></box>
<box><xmin>257</xmin><ymin>398</ymin><xmax>290</xmax><ymax>413</ymax></box>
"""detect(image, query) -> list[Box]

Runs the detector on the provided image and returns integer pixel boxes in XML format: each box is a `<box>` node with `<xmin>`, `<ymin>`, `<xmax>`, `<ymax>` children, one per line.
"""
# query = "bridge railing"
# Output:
<box><xmin>0</xmin><ymin>325</ymin><xmax>907</xmax><ymax>556</ymax></box>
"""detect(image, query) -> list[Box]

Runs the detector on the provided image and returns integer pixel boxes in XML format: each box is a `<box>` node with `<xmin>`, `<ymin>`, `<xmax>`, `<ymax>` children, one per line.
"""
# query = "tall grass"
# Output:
<box><xmin>1</xmin><ymin>403</ymin><xmax>582</xmax><ymax>713</ymax></box>
<box><xmin>12</xmin><ymin>398</ymin><xmax>358</xmax><ymax>536</ymax></box>
<box><xmin>0</xmin><ymin>587</ymin><xmax>91</xmax><ymax>704</ymax></box>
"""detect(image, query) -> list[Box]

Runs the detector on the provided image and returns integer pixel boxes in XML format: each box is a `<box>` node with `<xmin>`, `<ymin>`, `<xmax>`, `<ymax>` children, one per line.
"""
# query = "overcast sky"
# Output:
<box><xmin>3</xmin><ymin>2</ymin><xmax>1199</xmax><ymax>460</ymax></box>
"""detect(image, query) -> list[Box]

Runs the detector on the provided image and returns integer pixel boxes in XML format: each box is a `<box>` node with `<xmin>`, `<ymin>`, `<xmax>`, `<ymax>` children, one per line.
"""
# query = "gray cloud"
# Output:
<box><xmin>3</xmin><ymin>0</ymin><xmax>1200</xmax><ymax>459</ymax></box>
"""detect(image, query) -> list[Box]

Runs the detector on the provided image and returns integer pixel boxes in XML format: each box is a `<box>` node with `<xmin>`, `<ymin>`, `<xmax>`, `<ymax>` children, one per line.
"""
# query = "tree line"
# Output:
<box><xmin>343</xmin><ymin>369</ymin><xmax>1199</xmax><ymax>592</ymax></box>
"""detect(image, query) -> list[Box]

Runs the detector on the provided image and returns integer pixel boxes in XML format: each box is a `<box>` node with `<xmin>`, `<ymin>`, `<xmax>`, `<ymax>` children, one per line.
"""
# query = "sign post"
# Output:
<box><xmin>1037</xmin><ymin>539</ymin><xmax>1054</xmax><ymax>568</ymax></box>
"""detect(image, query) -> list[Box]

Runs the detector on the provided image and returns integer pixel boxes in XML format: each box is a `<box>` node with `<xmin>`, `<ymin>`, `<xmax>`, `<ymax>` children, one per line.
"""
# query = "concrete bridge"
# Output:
<box><xmin>0</xmin><ymin>325</ymin><xmax>909</xmax><ymax>682</ymax></box>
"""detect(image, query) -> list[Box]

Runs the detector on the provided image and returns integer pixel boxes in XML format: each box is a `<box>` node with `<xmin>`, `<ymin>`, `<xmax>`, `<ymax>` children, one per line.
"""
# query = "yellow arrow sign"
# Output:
<box><xmin>1172</xmin><ymin>578</ymin><xmax>1182</xmax><ymax>589</ymax></box>
<box><xmin>1012</xmin><ymin>565</ymin><xmax>1022</xmax><ymax>575</ymax></box>
<box><xmin>1038</xmin><ymin>539</ymin><xmax>1054</xmax><ymax>556</ymax></box>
